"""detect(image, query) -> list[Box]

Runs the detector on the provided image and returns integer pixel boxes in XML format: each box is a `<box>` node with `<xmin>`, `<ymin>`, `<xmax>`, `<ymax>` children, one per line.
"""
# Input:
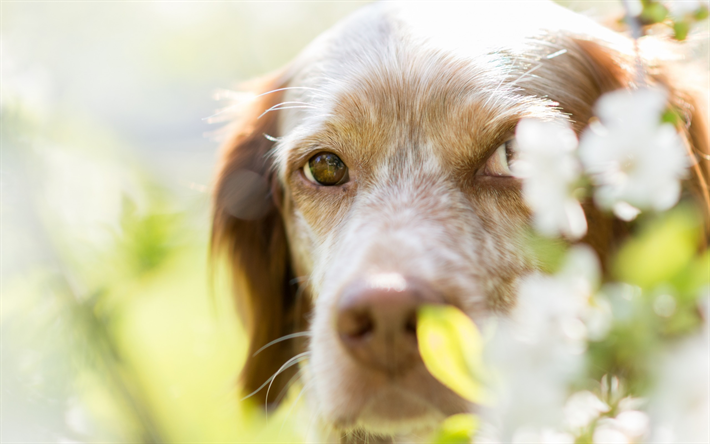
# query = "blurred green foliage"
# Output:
<box><xmin>638</xmin><ymin>0</ymin><xmax>709</xmax><ymax>39</ymax></box>
<box><xmin>432</xmin><ymin>414</ymin><xmax>479</xmax><ymax>444</ymax></box>
<box><xmin>613</xmin><ymin>204</ymin><xmax>702</xmax><ymax>289</ymax></box>
<box><xmin>2</xmin><ymin>2</ymin><xmax>366</xmax><ymax>442</ymax></box>
<box><xmin>588</xmin><ymin>204</ymin><xmax>707</xmax><ymax>392</ymax></box>
<box><xmin>3</xmin><ymin>1</ymin><xmax>708</xmax><ymax>443</ymax></box>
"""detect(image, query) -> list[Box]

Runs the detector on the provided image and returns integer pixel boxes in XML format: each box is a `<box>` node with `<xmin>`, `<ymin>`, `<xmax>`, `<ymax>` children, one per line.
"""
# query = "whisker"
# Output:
<box><xmin>274</xmin><ymin>366</ymin><xmax>305</xmax><ymax>406</ymax></box>
<box><xmin>341</xmin><ymin>428</ymin><xmax>354</xmax><ymax>444</ymax></box>
<box><xmin>546</xmin><ymin>48</ymin><xmax>568</xmax><ymax>59</ymax></box>
<box><xmin>240</xmin><ymin>351</ymin><xmax>309</xmax><ymax>402</ymax></box>
<box><xmin>203</xmin><ymin>86</ymin><xmax>324</xmax><ymax>121</ymax></box>
<box><xmin>265</xmin><ymin>352</ymin><xmax>311</xmax><ymax>415</ymax></box>
<box><xmin>511</xmin><ymin>62</ymin><xmax>542</xmax><ymax>86</ymax></box>
<box><xmin>263</xmin><ymin>133</ymin><xmax>281</xmax><ymax>142</ymax></box>
<box><xmin>253</xmin><ymin>331</ymin><xmax>311</xmax><ymax>357</ymax></box>
<box><xmin>290</xmin><ymin>275</ymin><xmax>310</xmax><ymax>285</ymax></box>
<box><xmin>481</xmin><ymin>66</ymin><xmax>514</xmax><ymax>110</ymax></box>
<box><xmin>264</xmin><ymin>100</ymin><xmax>314</xmax><ymax>110</ymax></box>
<box><xmin>256</xmin><ymin>86</ymin><xmax>326</xmax><ymax>98</ymax></box>
<box><xmin>258</xmin><ymin>104</ymin><xmax>318</xmax><ymax>120</ymax></box>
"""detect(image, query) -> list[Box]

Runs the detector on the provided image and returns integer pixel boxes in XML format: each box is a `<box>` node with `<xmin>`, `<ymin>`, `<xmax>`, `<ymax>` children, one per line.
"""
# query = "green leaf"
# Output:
<box><xmin>417</xmin><ymin>305</ymin><xmax>490</xmax><ymax>404</ymax></box>
<box><xmin>695</xmin><ymin>6</ymin><xmax>709</xmax><ymax>20</ymax></box>
<box><xmin>661</xmin><ymin>109</ymin><xmax>681</xmax><ymax>126</ymax></box>
<box><xmin>614</xmin><ymin>205</ymin><xmax>701</xmax><ymax>289</ymax></box>
<box><xmin>673</xmin><ymin>20</ymin><xmax>691</xmax><ymax>40</ymax></box>
<box><xmin>641</xmin><ymin>2</ymin><xmax>668</xmax><ymax>24</ymax></box>
<box><xmin>433</xmin><ymin>414</ymin><xmax>479</xmax><ymax>444</ymax></box>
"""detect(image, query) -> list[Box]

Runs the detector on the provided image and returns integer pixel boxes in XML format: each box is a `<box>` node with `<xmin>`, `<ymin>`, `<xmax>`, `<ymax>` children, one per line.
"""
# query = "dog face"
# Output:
<box><xmin>212</xmin><ymin>1</ymin><xmax>708</xmax><ymax>439</ymax></box>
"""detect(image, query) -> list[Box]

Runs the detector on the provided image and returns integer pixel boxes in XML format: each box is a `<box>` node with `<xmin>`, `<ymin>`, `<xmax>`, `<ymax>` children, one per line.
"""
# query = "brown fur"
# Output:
<box><xmin>211</xmin><ymin>71</ymin><xmax>310</xmax><ymax>406</ymax></box>
<box><xmin>211</xmin><ymin>2</ymin><xmax>709</xmax><ymax>439</ymax></box>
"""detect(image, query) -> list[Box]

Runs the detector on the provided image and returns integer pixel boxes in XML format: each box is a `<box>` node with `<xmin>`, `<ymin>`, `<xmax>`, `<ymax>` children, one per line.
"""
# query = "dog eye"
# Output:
<box><xmin>479</xmin><ymin>139</ymin><xmax>517</xmax><ymax>177</ymax></box>
<box><xmin>304</xmin><ymin>152</ymin><xmax>349</xmax><ymax>186</ymax></box>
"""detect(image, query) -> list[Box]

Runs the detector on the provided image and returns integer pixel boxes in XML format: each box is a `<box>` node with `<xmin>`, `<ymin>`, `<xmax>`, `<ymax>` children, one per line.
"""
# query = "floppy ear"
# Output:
<box><xmin>550</xmin><ymin>37</ymin><xmax>710</xmax><ymax>269</ymax></box>
<box><xmin>657</xmin><ymin>76</ymin><xmax>710</xmax><ymax>240</ymax></box>
<box><xmin>573</xmin><ymin>39</ymin><xmax>709</xmax><ymax>220</ymax></box>
<box><xmin>211</xmin><ymin>71</ymin><xmax>304</xmax><ymax>407</ymax></box>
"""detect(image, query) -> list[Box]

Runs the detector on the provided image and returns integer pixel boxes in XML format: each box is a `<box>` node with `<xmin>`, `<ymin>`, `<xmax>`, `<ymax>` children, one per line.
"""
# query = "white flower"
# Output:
<box><xmin>557</xmin><ymin>243</ymin><xmax>601</xmax><ymax>296</ymax></box>
<box><xmin>614</xmin><ymin>411</ymin><xmax>650</xmax><ymax>439</ymax></box>
<box><xmin>593</xmin><ymin>423</ymin><xmax>631</xmax><ymax>444</ymax></box>
<box><xmin>512</xmin><ymin>274</ymin><xmax>588</xmax><ymax>346</ymax></box>
<box><xmin>649</xmin><ymin>327</ymin><xmax>709</xmax><ymax>442</ymax></box>
<box><xmin>593</xmin><ymin>411</ymin><xmax>650</xmax><ymax>444</ymax></box>
<box><xmin>513</xmin><ymin>427</ymin><xmax>575</xmax><ymax>444</ymax></box>
<box><xmin>481</xmin><ymin>247</ymin><xmax>600</xmax><ymax>437</ymax></box>
<box><xmin>512</xmin><ymin>245</ymin><xmax>601</xmax><ymax>346</ymax></box>
<box><xmin>626</xmin><ymin>0</ymin><xmax>644</xmax><ymax>16</ymax></box>
<box><xmin>483</xmin><ymin>321</ymin><xmax>582</xmax><ymax>439</ymax></box>
<box><xmin>578</xmin><ymin>88</ymin><xmax>689</xmax><ymax>220</ymax></box>
<box><xmin>564</xmin><ymin>391</ymin><xmax>610</xmax><ymax>430</ymax></box>
<box><xmin>513</xmin><ymin>119</ymin><xmax>587</xmax><ymax>239</ymax></box>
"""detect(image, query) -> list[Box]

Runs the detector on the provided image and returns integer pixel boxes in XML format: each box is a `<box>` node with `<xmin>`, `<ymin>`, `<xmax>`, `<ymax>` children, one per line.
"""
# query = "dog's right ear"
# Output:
<box><xmin>211</xmin><ymin>70</ymin><xmax>302</xmax><ymax>407</ymax></box>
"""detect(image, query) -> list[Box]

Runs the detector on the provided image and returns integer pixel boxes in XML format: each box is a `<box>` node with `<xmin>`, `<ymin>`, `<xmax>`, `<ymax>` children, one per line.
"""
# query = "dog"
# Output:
<box><xmin>211</xmin><ymin>2</ymin><xmax>709</xmax><ymax>442</ymax></box>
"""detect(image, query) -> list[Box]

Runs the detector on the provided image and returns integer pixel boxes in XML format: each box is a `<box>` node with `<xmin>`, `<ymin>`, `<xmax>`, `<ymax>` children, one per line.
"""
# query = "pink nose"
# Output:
<box><xmin>336</xmin><ymin>275</ymin><xmax>444</xmax><ymax>375</ymax></box>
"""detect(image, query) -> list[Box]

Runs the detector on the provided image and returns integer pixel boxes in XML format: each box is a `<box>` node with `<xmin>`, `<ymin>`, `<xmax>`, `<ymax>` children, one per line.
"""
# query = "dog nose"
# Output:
<box><xmin>336</xmin><ymin>274</ymin><xmax>444</xmax><ymax>374</ymax></box>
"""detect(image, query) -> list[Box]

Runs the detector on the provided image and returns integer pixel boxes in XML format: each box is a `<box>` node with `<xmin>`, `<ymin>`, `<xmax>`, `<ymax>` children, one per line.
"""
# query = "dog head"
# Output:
<box><xmin>212</xmin><ymin>1</ymin><xmax>709</xmax><ymax>438</ymax></box>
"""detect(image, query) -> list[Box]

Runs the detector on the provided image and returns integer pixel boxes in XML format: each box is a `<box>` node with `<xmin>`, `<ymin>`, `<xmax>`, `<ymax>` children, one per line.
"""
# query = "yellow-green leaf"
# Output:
<box><xmin>641</xmin><ymin>2</ymin><xmax>667</xmax><ymax>24</ymax></box>
<box><xmin>673</xmin><ymin>20</ymin><xmax>691</xmax><ymax>40</ymax></box>
<box><xmin>614</xmin><ymin>205</ymin><xmax>701</xmax><ymax>289</ymax></box>
<box><xmin>417</xmin><ymin>305</ymin><xmax>490</xmax><ymax>404</ymax></box>
<box><xmin>433</xmin><ymin>414</ymin><xmax>479</xmax><ymax>444</ymax></box>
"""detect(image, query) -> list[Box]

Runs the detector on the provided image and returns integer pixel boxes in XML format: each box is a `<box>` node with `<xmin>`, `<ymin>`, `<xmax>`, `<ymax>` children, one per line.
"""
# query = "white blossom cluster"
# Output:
<box><xmin>512</xmin><ymin>120</ymin><xmax>587</xmax><ymax>239</ymax></box>
<box><xmin>479</xmin><ymin>247</ymin><xmax>709</xmax><ymax>443</ymax></box>
<box><xmin>478</xmin><ymin>84</ymin><xmax>705</xmax><ymax>438</ymax></box>
<box><xmin>481</xmin><ymin>246</ymin><xmax>605</xmax><ymax>442</ymax></box>
<box><xmin>513</xmin><ymin>87</ymin><xmax>690</xmax><ymax>237</ymax></box>
<box><xmin>649</xmin><ymin>319</ymin><xmax>709</xmax><ymax>442</ymax></box>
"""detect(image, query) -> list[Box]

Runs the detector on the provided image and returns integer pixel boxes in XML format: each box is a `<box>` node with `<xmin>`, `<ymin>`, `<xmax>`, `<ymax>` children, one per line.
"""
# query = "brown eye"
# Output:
<box><xmin>479</xmin><ymin>139</ymin><xmax>517</xmax><ymax>177</ymax></box>
<box><xmin>304</xmin><ymin>152</ymin><xmax>349</xmax><ymax>186</ymax></box>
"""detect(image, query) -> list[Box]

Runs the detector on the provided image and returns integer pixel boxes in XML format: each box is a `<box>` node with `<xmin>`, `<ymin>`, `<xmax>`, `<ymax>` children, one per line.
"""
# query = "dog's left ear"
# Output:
<box><xmin>574</xmin><ymin>39</ymin><xmax>709</xmax><ymax>212</ymax></box>
<box><xmin>559</xmin><ymin>37</ymin><xmax>710</xmax><ymax>265</ymax></box>
<box><xmin>211</xmin><ymin>70</ymin><xmax>306</xmax><ymax>407</ymax></box>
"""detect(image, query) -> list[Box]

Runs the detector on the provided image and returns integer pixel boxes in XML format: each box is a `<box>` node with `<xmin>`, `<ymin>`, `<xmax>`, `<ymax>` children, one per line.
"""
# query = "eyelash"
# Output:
<box><xmin>478</xmin><ymin>139</ymin><xmax>517</xmax><ymax>177</ymax></box>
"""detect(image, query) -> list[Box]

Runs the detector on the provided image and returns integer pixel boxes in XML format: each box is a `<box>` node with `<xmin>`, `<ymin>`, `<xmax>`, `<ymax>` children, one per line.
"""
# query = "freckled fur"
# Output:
<box><xmin>212</xmin><ymin>1</ymin><xmax>709</xmax><ymax>441</ymax></box>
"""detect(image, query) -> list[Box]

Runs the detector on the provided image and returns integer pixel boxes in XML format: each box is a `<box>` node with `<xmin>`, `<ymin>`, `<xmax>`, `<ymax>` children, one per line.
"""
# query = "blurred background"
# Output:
<box><xmin>2</xmin><ymin>2</ymin><xmax>367</xmax><ymax>441</ymax></box>
<box><xmin>0</xmin><ymin>1</ymin><xmax>649</xmax><ymax>442</ymax></box>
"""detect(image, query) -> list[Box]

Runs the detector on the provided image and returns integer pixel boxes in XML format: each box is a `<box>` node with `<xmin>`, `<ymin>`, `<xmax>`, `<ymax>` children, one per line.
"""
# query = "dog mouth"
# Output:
<box><xmin>362</xmin><ymin>387</ymin><xmax>444</xmax><ymax>428</ymax></box>
<box><xmin>332</xmin><ymin>387</ymin><xmax>445</xmax><ymax>436</ymax></box>
<box><xmin>326</xmin><ymin>372</ymin><xmax>469</xmax><ymax>437</ymax></box>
